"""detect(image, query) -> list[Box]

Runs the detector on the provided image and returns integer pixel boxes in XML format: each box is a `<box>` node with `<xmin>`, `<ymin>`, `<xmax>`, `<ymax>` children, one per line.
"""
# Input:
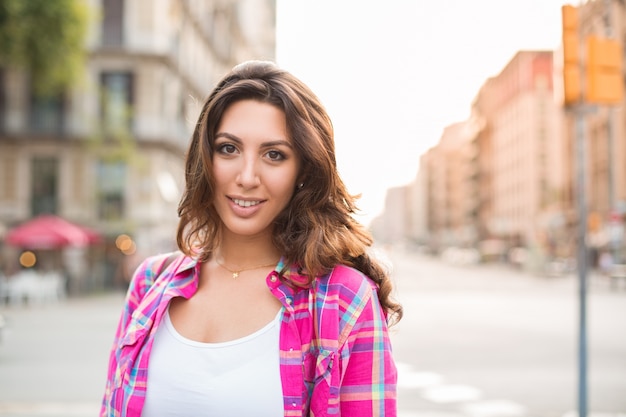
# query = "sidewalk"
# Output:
<box><xmin>0</xmin><ymin>292</ymin><xmax>125</xmax><ymax>417</ymax></box>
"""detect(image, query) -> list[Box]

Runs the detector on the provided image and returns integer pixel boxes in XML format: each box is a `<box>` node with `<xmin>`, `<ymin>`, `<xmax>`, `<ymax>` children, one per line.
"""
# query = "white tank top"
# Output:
<box><xmin>142</xmin><ymin>307</ymin><xmax>284</xmax><ymax>417</ymax></box>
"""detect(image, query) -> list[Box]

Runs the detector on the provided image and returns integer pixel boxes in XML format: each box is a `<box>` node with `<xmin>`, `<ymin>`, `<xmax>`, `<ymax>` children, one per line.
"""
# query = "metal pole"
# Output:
<box><xmin>604</xmin><ymin>0</ymin><xmax>618</xmax><ymax>263</ymax></box>
<box><xmin>607</xmin><ymin>116</ymin><xmax>617</xmax><ymax>261</ymax></box>
<box><xmin>575</xmin><ymin>108</ymin><xmax>588</xmax><ymax>417</ymax></box>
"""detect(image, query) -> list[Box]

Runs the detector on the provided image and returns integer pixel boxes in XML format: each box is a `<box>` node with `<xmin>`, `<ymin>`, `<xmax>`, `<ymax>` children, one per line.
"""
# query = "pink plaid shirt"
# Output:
<box><xmin>101</xmin><ymin>252</ymin><xmax>397</xmax><ymax>416</ymax></box>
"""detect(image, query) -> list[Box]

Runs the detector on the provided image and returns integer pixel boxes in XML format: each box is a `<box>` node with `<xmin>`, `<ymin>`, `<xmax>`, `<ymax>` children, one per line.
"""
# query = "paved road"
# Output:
<box><xmin>0</xmin><ymin>250</ymin><xmax>624</xmax><ymax>417</ymax></box>
<box><xmin>0</xmin><ymin>292</ymin><xmax>123</xmax><ymax>416</ymax></box>
<box><xmin>389</xmin><ymin>250</ymin><xmax>626</xmax><ymax>417</ymax></box>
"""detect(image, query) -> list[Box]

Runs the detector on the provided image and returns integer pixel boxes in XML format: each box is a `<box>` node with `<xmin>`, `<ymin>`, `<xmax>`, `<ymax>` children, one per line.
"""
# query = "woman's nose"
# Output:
<box><xmin>236</xmin><ymin>156</ymin><xmax>261</xmax><ymax>189</ymax></box>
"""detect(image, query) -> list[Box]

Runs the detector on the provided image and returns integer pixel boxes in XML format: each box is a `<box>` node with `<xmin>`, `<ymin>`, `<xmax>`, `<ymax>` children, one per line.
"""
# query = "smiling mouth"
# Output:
<box><xmin>231</xmin><ymin>198</ymin><xmax>263</xmax><ymax>208</ymax></box>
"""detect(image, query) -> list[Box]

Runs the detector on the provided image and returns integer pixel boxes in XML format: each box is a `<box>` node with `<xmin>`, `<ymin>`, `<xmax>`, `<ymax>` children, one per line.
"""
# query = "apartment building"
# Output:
<box><xmin>443</xmin><ymin>121</ymin><xmax>476</xmax><ymax>247</ymax></box>
<box><xmin>485</xmin><ymin>51</ymin><xmax>565</xmax><ymax>258</ymax></box>
<box><xmin>382</xmin><ymin>51</ymin><xmax>565</xmax><ymax>265</ymax></box>
<box><xmin>0</xmin><ymin>0</ymin><xmax>276</xmax><ymax>289</ymax></box>
<box><xmin>468</xmin><ymin>78</ymin><xmax>495</xmax><ymax>251</ymax></box>
<box><xmin>404</xmin><ymin>152</ymin><xmax>429</xmax><ymax>245</ymax></box>
<box><xmin>369</xmin><ymin>185</ymin><xmax>409</xmax><ymax>245</ymax></box>
<box><xmin>371</xmin><ymin>155</ymin><xmax>428</xmax><ymax>247</ymax></box>
<box><xmin>413</xmin><ymin>121</ymin><xmax>476</xmax><ymax>251</ymax></box>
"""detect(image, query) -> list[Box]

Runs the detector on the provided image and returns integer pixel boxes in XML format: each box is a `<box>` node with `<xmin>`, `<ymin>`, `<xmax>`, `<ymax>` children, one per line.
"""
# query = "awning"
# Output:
<box><xmin>4</xmin><ymin>214</ymin><xmax>101</xmax><ymax>250</ymax></box>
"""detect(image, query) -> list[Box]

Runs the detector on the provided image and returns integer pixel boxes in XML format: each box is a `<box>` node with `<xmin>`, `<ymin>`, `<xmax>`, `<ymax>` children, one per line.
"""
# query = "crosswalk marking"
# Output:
<box><xmin>396</xmin><ymin>362</ymin><xmax>527</xmax><ymax>416</ymax></box>
<box><xmin>398</xmin><ymin>370</ymin><xmax>445</xmax><ymax>389</ymax></box>
<box><xmin>461</xmin><ymin>400</ymin><xmax>526</xmax><ymax>417</ymax></box>
<box><xmin>421</xmin><ymin>384</ymin><xmax>482</xmax><ymax>404</ymax></box>
<box><xmin>396</xmin><ymin>364</ymin><xmax>625</xmax><ymax>417</ymax></box>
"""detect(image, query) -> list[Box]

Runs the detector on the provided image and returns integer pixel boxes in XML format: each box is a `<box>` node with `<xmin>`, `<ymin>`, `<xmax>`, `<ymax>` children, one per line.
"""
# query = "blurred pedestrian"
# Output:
<box><xmin>101</xmin><ymin>61</ymin><xmax>402</xmax><ymax>417</ymax></box>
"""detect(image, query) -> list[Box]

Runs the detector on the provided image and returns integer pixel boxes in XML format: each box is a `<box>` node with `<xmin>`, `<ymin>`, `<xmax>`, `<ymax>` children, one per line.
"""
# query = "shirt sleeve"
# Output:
<box><xmin>338</xmin><ymin>280</ymin><xmax>398</xmax><ymax>417</ymax></box>
<box><xmin>99</xmin><ymin>255</ymin><xmax>163</xmax><ymax>416</ymax></box>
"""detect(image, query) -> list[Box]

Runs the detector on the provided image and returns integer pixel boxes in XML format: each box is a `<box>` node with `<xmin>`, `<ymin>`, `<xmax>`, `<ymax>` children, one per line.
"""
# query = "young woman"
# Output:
<box><xmin>101</xmin><ymin>60</ymin><xmax>403</xmax><ymax>417</ymax></box>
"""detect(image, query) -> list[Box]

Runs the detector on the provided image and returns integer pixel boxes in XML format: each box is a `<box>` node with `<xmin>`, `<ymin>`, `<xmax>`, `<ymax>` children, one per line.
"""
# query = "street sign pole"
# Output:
<box><xmin>574</xmin><ymin>107</ymin><xmax>588</xmax><ymax>417</ymax></box>
<box><xmin>560</xmin><ymin>7</ymin><xmax>589</xmax><ymax>412</ymax></box>
<box><xmin>604</xmin><ymin>0</ymin><xmax>618</xmax><ymax>265</ymax></box>
<box><xmin>562</xmin><ymin>2</ymin><xmax>624</xmax><ymax>414</ymax></box>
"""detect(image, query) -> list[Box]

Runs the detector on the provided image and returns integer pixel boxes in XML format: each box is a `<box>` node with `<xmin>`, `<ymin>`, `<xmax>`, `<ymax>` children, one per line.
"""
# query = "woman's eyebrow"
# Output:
<box><xmin>260</xmin><ymin>140</ymin><xmax>293</xmax><ymax>149</ymax></box>
<box><xmin>215</xmin><ymin>132</ymin><xmax>242</xmax><ymax>143</ymax></box>
<box><xmin>215</xmin><ymin>132</ymin><xmax>293</xmax><ymax>149</ymax></box>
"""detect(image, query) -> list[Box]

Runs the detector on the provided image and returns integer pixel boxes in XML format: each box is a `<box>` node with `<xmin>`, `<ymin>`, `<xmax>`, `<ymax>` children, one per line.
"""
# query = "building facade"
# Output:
<box><xmin>486</xmin><ymin>51</ymin><xmax>565</xmax><ymax>261</ymax></box>
<box><xmin>0</xmin><ymin>0</ymin><xmax>276</xmax><ymax>290</ymax></box>
<box><xmin>376</xmin><ymin>51</ymin><xmax>567</xmax><ymax>269</ymax></box>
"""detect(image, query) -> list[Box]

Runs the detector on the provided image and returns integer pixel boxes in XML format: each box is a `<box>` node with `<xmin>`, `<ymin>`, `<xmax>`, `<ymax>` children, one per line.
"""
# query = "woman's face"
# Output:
<box><xmin>212</xmin><ymin>99</ymin><xmax>301</xmax><ymax>240</ymax></box>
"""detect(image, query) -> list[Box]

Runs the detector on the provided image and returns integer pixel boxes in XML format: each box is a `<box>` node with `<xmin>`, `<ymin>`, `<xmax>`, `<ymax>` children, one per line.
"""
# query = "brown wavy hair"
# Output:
<box><xmin>176</xmin><ymin>61</ymin><xmax>402</xmax><ymax>324</ymax></box>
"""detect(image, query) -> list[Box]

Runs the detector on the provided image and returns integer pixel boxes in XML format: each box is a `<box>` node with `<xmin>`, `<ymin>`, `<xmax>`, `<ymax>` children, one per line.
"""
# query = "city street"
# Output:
<box><xmin>0</xmin><ymin>249</ymin><xmax>625</xmax><ymax>417</ymax></box>
<box><xmin>389</xmin><ymin>249</ymin><xmax>626</xmax><ymax>417</ymax></box>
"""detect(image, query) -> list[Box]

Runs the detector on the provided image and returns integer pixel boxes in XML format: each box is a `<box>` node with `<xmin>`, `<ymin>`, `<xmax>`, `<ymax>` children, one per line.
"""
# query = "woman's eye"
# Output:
<box><xmin>217</xmin><ymin>144</ymin><xmax>237</xmax><ymax>154</ymax></box>
<box><xmin>266</xmin><ymin>150</ymin><xmax>285</xmax><ymax>161</ymax></box>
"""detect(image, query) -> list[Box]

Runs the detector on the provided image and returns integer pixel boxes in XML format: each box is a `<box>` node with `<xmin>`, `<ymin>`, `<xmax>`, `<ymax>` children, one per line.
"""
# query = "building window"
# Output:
<box><xmin>0</xmin><ymin>155</ymin><xmax>17</xmax><ymax>200</ymax></box>
<box><xmin>29</xmin><ymin>92</ymin><xmax>65</xmax><ymax>134</ymax></box>
<box><xmin>31</xmin><ymin>157</ymin><xmax>59</xmax><ymax>216</ymax></box>
<box><xmin>100</xmin><ymin>71</ymin><xmax>133</xmax><ymax>134</ymax></box>
<box><xmin>97</xmin><ymin>160</ymin><xmax>125</xmax><ymax>220</ymax></box>
<box><xmin>102</xmin><ymin>0</ymin><xmax>124</xmax><ymax>47</ymax></box>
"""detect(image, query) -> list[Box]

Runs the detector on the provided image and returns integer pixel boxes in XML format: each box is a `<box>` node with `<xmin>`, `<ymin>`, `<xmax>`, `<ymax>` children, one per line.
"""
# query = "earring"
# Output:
<box><xmin>297</xmin><ymin>183</ymin><xmax>304</xmax><ymax>189</ymax></box>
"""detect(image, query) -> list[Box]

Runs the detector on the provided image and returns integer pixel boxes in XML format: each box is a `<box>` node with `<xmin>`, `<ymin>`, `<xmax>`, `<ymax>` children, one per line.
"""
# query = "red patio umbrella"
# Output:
<box><xmin>4</xmin><ymin>214</ymin><xmax>101</xmax><ymax>250</ymax></box>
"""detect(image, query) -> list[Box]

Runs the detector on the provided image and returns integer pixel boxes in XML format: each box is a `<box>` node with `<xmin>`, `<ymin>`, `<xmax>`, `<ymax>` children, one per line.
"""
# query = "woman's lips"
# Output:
<box><xmin>228</xmin><ymin>197</ymin><xmax>265</xmax><ymax>217</ymax></box>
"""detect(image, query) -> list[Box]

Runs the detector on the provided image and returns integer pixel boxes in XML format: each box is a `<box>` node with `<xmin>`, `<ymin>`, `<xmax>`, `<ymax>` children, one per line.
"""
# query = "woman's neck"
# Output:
<box><xmin>216</xmin><ymin>231</ymin><xmax>280</xmax><ymax>267</ymax></box>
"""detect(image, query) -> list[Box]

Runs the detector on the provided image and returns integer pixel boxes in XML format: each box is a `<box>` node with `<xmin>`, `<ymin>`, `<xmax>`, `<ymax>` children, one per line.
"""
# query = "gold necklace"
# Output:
<box><xmin>215</xmin><ymin>257</ymin><xmax>277</xmax><ymax>279</ymax></box>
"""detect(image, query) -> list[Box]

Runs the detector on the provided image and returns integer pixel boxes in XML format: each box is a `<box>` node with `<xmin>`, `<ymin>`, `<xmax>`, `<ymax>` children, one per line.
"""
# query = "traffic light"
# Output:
<box><xmin>562</xmin><ymin>5</ymin><xmax>581</xmax><ymax>105</ymax></box>
<box><xmin>585</xmin><ymin>35</ymin><xmax>624</xmax><ymax>104</ymax></box>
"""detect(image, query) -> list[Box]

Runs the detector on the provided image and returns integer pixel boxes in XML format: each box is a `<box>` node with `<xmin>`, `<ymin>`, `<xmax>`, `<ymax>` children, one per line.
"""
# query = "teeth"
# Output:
<box><xmin>233</xmin><ymin>198</ymin><xmax>261</xmax><ymax>208</ymax></box>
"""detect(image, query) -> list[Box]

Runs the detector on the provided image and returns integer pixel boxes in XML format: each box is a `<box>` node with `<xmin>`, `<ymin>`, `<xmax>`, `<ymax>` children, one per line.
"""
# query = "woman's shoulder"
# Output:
<box><xmin>135</xmin><ymin>251</ymin><xmax>182</xmax><ymax>275</ymax></box>
<box><xmin>311</xmin><ymin>265</ymin><xmax>382</xmax><ymax>342</ymax></box>
<box><xmin>130</xmin><ymin>251</ymin><xmax>190</xmax><ymax>285</ymax></box>
<box><xmin>318</xmin><ymin>264</ymin><xmax>377</xmax><ymax>298</ymax></box>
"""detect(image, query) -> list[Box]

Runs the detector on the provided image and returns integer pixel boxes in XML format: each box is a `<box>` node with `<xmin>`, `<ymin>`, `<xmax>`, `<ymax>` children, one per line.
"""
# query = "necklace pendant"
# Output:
<box><xmin>232</xmin><ymin>272</ymin><xmax>239</xmax><ymax>279</ymax></box>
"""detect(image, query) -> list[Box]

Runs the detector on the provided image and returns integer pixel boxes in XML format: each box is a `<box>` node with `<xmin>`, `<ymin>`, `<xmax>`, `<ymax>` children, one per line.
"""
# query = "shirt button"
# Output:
<box><xmin>270</xmin><ymin>276</ymin><xmax>277</xmax><ymax>282</ymax></box>
<box><xmin>292</xmin><ymin>402</ymin><xmax>297</xmax><ymax>407</ymax></box>
<box><xmin>285</xmin><ymin>297</ymin><xmax>292</xmax><ymax>305</ymax></box>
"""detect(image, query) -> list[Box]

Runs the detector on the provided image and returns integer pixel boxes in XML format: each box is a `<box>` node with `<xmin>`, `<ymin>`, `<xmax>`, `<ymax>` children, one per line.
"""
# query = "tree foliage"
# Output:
<box><xmin>0</xmin><ymin>0</ymin><xmax>90</xmax><ymax>96</ymax></box>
